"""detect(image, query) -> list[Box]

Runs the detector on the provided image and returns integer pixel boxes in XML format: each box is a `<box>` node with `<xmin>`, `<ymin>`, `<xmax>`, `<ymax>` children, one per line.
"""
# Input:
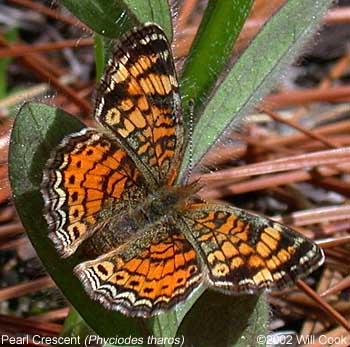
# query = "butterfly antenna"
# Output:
<box><xmin>186</xmin><ymin>98</ymin><xmax>195</xmax><ymax>183</ymax></box>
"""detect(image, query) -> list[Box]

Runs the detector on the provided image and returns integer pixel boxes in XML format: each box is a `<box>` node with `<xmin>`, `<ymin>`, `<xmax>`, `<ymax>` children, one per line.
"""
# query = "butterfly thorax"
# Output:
<box><xmin>144</xmin><ymin>183</ymin><xmax>200</xmax><ymax>221</ymax></box>
<box><xmin>81</xmin><ymin>183</ymin><xmax>200</xmax><ymax>259</ymax></box>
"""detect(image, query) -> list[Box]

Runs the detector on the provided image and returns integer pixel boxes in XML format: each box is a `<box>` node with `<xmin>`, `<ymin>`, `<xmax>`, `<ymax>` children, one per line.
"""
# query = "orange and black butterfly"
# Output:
<box><xmin>41</xmin><ymin>23</ymin><xmax>324</xmax><ymax>318</ymax></box>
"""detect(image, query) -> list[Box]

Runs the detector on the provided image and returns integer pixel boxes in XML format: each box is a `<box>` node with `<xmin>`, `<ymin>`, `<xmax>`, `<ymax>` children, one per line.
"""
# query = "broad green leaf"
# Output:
<box><xmin>180</xmin><ymin>0</ymin><xmax>334</xmax><ymax>176</ymax></box>
<box><xmin>147</xmin><ymin>286</ymin><xmax>205</xmax><ymax>347</ymax></box>
<box><xmin>61</xmin><ymin>307</ymin><xmax>94</xmax><ymax>341</ymax></box>
<box><xmin>8</xmin><ymin>103</ymin><xmax>142</xmax><ymax>339</ymax></box>
<box><xmin>181</xmin><ymin>0</ymin><xmax>254</xmax><ymax>125</ymax></box>
<box><xmin>176</xmin><ymin>292</ymin><xmax>269</xmax><ymax>347</ymax></box>
<box><xmin>236</xmin><ymin>293</ymin><xmax>270</xmax><ymax>347</ymax></box>
<box><xmin>61</xmin><ymin>0</ymin><xmax>133</xmax><ymax>38</ymax></box>
<box><xmin>61</xmin><ymin>0</ymin><xmax>172</xmax><ymax>40</ymax></box>
<box><xmin>123</xmin><ymin>0</ymin><xmax>172</xmax><ymax>40</ymax></box>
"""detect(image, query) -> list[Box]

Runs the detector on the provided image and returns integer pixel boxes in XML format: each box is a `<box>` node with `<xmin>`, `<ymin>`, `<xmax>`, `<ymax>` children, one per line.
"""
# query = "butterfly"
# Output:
<box><xmin>41</xmin><ymin>23</ymin><xmax>324</xmax><ymax>318</ymax></box>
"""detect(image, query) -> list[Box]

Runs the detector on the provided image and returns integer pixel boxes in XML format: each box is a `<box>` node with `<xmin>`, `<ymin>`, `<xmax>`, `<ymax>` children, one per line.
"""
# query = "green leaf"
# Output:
<box><xmin>147</xmin><ymin>286</ymin><xmax>205</xmax><ymax>347</ymax></box>
<box><xmin>8</xmin><ymin>103</ymin><xmax>142</xmax><ymax>339</ymax></box>
<box><xmin>176</xmin><ymin>292</ymin><xmax>269</xmax><ymax>347</ymax></box>
<box><xmin>180</xmin><ymin>0</ymin><xmax>334</xmax><ymax>175</ymax></box>
<box><xmin>61</xmin><ymin>0</ymin><xmax>134</xmax><ymax>38</ymax></box>
<box><xmin>122</xmin><ymin>0</ymin><xmax>172</xmax><ymax>40</ymax></box>
<box><xmin>61</xmin><ymin>307</ymin><xmax>93</xmax><ymax>340</ymax></box>
<box><xmin>180</xmin><ymin>0</ymin><xmax>254</xmax><ymax>125</ymax></box>
<box><xmin>61</xmin><ymin>0</ymin><xmax>172</xmax><ymax>40</ymax></box>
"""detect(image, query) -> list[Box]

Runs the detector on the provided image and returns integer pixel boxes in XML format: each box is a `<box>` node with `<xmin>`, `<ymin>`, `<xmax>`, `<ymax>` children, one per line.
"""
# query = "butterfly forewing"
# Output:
<box><xmin>41</xmin><ymin>129</ymin><xmax>147</xmax><ymax>258</ymax></box>
<box><xmin>95</xmin><ymin>23</ymin><xmax>183</xmax><ymax>186</ymax></box>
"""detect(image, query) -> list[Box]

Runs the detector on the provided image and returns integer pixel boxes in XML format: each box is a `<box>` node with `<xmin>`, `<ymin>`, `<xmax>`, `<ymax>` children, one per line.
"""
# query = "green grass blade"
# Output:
<box><xmin>0</xmin><ymin>28</ymin><xmax>18</xmax><ymax>99</ymax></box>
<box><xmin>94</xmin><ymin>33</ymin><xmax>106</xmax><ymax>80</ymax></box>
<box><xmin>180</xmin><ymin>0</ymin><xmax>254</xmax><ymax>125</ymax></box>
<box><xmin>180</xmin><ymin>0</ymin><xmax>334</xmax><ymax>175</ymax></box>
<box><xmin>8</xmin><ymin>103</ymin><xmax>143</xmax><ymax>340</ymax></box>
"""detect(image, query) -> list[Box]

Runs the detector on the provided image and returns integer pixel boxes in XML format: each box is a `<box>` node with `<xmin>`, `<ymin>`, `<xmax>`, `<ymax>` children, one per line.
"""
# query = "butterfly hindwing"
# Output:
<box><xmin>74</xmin><ymin>221</ymin><xmax>202</xmax><ymax>318</ymax></box>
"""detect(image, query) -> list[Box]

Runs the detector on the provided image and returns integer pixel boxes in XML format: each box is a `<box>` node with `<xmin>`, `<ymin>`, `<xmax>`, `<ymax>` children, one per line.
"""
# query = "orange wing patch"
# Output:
<box><xmin>41</xmin><ymin>128</ymin><xmax>146</xmax><ymax>258</ymax></box>
<box><xmin>94</xmin><ymin>24</ymin><xmax>183</xmax><ymax>186</ymax></box>
<box><xmin>182</xmin><ymin>203</ymin><xmax>324</xmax><ymax>293</ymax></box>
<box><xmin>74</xmin><ymin>223</ymin><xmax>202</xmax><ymax>318</ymax></box>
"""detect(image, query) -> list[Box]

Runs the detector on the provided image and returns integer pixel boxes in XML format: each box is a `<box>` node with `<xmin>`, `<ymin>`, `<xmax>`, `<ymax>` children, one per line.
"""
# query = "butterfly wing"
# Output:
<box><xmin>182</xmin><ymin>203</ymin><xmax>324</xmax><ymax>293</ymax></box>
<box><xmin>95</xmin><ymin>23</ymin><xmax>183</xmax><ymax>186</ymax></box>
<box><xmin>41</xmin><ymin>129</ymin><xmax>147</xmax><ymax>258</ymax></box>
<box><xmin>74</xmin><ymin>221</ymin><xmax>202</xmax><ymax>318</ymax></box>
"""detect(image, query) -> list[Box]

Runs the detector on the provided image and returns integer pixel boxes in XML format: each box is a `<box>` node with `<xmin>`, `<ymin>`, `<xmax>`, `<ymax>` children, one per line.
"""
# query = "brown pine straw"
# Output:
<box><xmin>255</xmin><ymin>120</ymin><xmax>350</xmax><ymax>149</ymax></box>
<box><xmin>273</xmin><ymin>205</ymin><xmax>350</xmax><ymax>226</ymax></box>
<box><xmin>0</xmin><ymin>79</ymin><xmax>69</xmax><ymax>110</ymax></box>
<box><xmin>320</xmin><ymin>275</ymin><xmax>350</xmax><ymax>298</ymax></box>
<box><xmin>264</xmin><ymin>85</ymin><xmax>350</xmax><ymax>108</ymax></box>
<box><xmin>202</xmin><ymin>119</ymin><xmax>350</xmax><ymax>167</ymax></box>
<box><xmin>0</xmin><ymin>314</ymin><xmax>61</xmax><ymax>346</ymax></box>
<box><xmin>227</xmin><ymin>6</ymin><xmax>350</xmax><ymax>40</ymax></box>
<box><xmin>0</xmin><ymin>37</ymin><xmax>94</xmax><ymax>58</ymax></box>
<box><xmin>318</xmin><ymin>221</ymin><xmax>350</xmax><ymax>236</ymax></box>
<box><xmin>0</xmin><ymin>222</ymin><xmax>23</xmax><ymax>238</ymax></box>
<box><xmin>319</xmin><ymin>51</ymin><xmax>350</xmax><ymax>89</ymax></box>
<box><xmin>0</xmin><ymin>236</ymin><xmax>28</xmax><ymax>251</ymax></box>
<box><xmin>0</xmin><ymin>181</ymin><xmax>11</xmax><ymax>203</ymax></box>
<box><xmin>324</xmin><ymin>249</ymin><xmax>349</xmax><ymax>265</ymax></box>
<box><xmin>258</xmin><ymin>106</ymin><xmax>339</xmax><ymax>149</ymax></box>
<box><xmin>0</xmin><ymin>277</ymin><xmax>55</xmax><ymax>301</ymax></box>
<box><xmin>318</xmin><ymin>236</ymin><xmax>350</xmax><ymax>249</ymax></box>
<box><xmin>0</xmin><ymin>313</ymin><xmax>62</xmax><ymax>335</ymax></box>
<box><xmin>8</xmin><ymin>0</ymin><xmax>89</xmax><ymax>32</ymax></box>
<box><xmin>200</xmin><ymin>148</ymin><xmax>350</xmax><ymax>184</ymax></box>
<box><xmin>201</xmin><ymin>166</ymin><xmax>350</xmax><ymax>198</ymax></box>
<box><xmin>0</xmin><ymin>206</ymin><xmax>15</xmax><ymax>223</ymax></box>
<box><xmin>318</xmin><ymin>7</ymin><xmax>350</xmax><ymax>24</ymax></box>
<box><xmin>296</xmin><ymin>280</ymin><xmax>350</xmax><ymax>332</ymax></box>
<box><xmin>0</xmin><ymin>35</ymin><xmax>92</xmax><ymax>116</ymax></box>
<box><xmin>312</xmin><ymin>177</ymin><xmax>350</xmax><ymax>197</ymax></box>
<box><xmin>28</xmin><ymin>308</ymin><xmax>69</xmax><ymax>323</ymax></box>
